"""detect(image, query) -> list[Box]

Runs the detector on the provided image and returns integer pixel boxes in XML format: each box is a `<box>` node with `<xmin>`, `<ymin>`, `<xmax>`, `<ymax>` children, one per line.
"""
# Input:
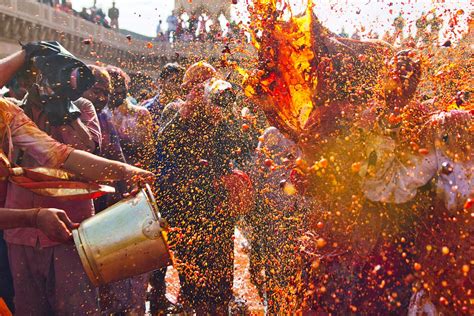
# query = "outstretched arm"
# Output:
<box><xmin>2</xmin><ymin>97</ymin><xmax>154</xmax><ymax>185</ymax></box>
<box><xmin>0</xmin><ymin>50</ymin><xmax>25</xmax><ymax>88</ymax></box>
<box><xmin>63</xmin><ymin>149</ymin><xmax>155</xmax><ymax>183</ymax></box>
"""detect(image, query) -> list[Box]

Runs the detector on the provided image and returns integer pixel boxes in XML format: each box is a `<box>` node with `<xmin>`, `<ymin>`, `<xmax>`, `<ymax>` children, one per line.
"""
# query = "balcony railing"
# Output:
<box><xmin>0</xmin><ymin>0</ymin><xmax>252</xmax><ymax>74</ymax></box>
<box><xmin>0</xmin><ymin>0</ymin><xmax>156</xmax><ymax>54</ymax></box>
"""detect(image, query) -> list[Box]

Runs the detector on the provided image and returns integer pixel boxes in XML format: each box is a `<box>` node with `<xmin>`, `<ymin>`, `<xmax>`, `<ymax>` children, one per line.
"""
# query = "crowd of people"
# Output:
<box><xmin>0</xmin><ymin>3</ymin><xmax>473</xmax><ymax>316</ymax></box>
<box><xmin>0</xmin><ymin>42</ymin><xmax>153</xmax><ymax>314</ymax></box>
<box><xmin>156</xmin><ymin>10</ymin><xmax>243</xmax><ymax>44</ymax></box>
<box><xmin>77</xmin><ymin>1</ymin><xmax>120</xmax><ymax>30</ymax></box>
<box><xmin>39</xmin><ymin>0</ymin><xmax>238</xmax><ymax>44</ymax></box>
<box><xmin>37</xmin><ymin>0</ymin><xmax>120</xmax><ymax>30</ymax></box>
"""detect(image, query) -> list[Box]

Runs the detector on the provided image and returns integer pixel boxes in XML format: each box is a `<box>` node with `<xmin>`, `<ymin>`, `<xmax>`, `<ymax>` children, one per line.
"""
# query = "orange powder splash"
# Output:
<box><xmin>238</xmin><ymin>0</ymin><xmax>316</xmax><ymax>138</ymax></box>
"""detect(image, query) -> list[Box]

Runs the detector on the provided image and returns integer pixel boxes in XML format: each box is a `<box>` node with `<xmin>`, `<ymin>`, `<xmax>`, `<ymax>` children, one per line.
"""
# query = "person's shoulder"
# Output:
<box><xmin>166</xmin><ymin>99</ymin><xmax>185</xmax><ymax>110</ymax></box>
<box><xmin>0</xmin><ymin>97</ymin><xmax>23</xmax><ymax>113</ymax></box>
<box><xmin>0</xmin><ymin>97</ymin><xmax>27</xmax><ymax>128</ymax></box>
<box><xmin>74</xmin><ymin>97</ymin><xmax>95</xmax><ymax>109</ymax></box>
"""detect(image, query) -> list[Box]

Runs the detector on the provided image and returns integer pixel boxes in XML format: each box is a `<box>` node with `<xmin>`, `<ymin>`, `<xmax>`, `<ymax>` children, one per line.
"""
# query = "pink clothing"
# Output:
<box><xmin>8</xmin><ymin>243</ymin><xmax>99</xmax><ymax>315</ymax></box>
<box><xmin>0</xmin><ymin>99</ymin><xmax>73</xmax><ymax>170</ymax></box>
<box><xmin>5</xmin><ymin>184</ymin><xmax>95</xmax><ymax>247</ymax></box>
<box><xmin>107</xmin><ymin>100</ymin><xmax>152</xmax><ymax>145</ymax></box>
<box><xmin>107</xmin><ymin>100</ymin><xmax>152</xmax><ymax>164</ymax></box>
<box><xmin>4</xmin><ymin>100</ymin><xmax>101</xmax><ymax>247</ymax></box>
<box><xmin>75</xmin><ymin>97</ymin><xmax>102</xmax><ymax>150</ymax></box>
<box><xmin>0</xmin><ymin>98</ymin><xmax>73</xmax><ymax>207</ymax></box>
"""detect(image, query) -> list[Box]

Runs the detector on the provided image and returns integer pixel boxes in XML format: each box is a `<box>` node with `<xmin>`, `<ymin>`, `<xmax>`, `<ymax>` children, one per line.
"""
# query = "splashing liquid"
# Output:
<box><xmin>238</xmin><ymin>0</ymin><xmax>316</xmax><ymax>139</ymax></box>
<box><xmin>236</xmin><ymin>1</ymin><xmax>473</xmax><ymax>314</ymax></box>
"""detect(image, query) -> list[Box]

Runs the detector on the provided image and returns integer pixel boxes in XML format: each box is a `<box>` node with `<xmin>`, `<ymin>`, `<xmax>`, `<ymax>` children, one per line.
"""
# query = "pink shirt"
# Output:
<box><xmin>107</xmin><ymin>100</ymin><xmax>152</xmax><ymax>164</ymax></box>
<box><xmin>0</xmin><ymin>98</ymin><xmax>73</xmax><ymax>207</ymax></box>
<box><xmin>75</xmin><ymin>97</ymin><xmax>102</xmax><ymax>151</ymax></box>
<box><xmin>4</xmin><ymin>99</ymin><xmax>101</xmax><ymax>248</ymax></box>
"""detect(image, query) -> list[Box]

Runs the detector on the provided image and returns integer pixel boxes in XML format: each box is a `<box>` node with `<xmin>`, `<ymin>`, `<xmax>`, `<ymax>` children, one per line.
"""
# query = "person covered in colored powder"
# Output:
<box><xmin>105</xmin><ymin>66</ymin><xmax>153</xmax><ymax>166</ymax></box>
<box><xmin>0</xmin><ymin>44</ymin><xmax>153</xmax><ymax>314</ymax></box>
<box><xmin>155</xmin><ymin>61</ymin><xmax>254</xmax><ymax>314</ymax></box>
<box><xmin>1</xmin><ymin>42</ymin><xmax>153</xmax><ymax>315</ymax></box>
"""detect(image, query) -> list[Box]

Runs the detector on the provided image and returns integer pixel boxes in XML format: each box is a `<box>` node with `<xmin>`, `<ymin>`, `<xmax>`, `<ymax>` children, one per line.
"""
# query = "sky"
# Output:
<box><xmin>72</xmin><ymin>0</ymin><xmax>174</xmax><ymax>37</ymax></box>
<box><xmin>71</xmin><ymin>0</ymin><xmax>472</xmax><ymax>38</ymax></box>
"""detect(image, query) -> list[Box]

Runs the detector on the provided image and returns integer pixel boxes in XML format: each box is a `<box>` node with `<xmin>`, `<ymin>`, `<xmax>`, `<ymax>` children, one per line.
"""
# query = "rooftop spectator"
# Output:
<box><xmin>108</xmin><ymin>1</ymin><xmax>119</xmax><ymax>29</ymax></box>
<box><xmin>166</xmin><ymin>11</ymin><xmax>179</xmax><ymax>42</ymax></box>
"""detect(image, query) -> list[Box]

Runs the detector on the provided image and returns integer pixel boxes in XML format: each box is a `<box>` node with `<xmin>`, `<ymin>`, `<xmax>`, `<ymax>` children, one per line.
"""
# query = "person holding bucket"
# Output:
<box><xmin>0</xmin><ymin>95</ymin><xmax>154</xmax><ymax>314</ymax></box>
<box><xmin>0</xmin><ymin>43</ymin><xmax>154</xmax><ymax>315</ymax></box>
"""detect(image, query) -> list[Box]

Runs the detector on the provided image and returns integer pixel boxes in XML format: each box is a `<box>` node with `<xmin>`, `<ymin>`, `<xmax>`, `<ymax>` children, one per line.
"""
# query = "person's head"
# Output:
<box><xmin>158</xmin><ymin>63</ymin><xmax>185</xmax><ymax>103</ymax></box>
<box><xmin>106</xmin><ymin>65</ymin><xmax>130</xmax><ymax>109</ymax></box>
<box><xmin>181</xmin><ymin>61</ymin><xmax>218</xmax><ymax>103</ymax></box>
<box><xmin>190</xmin><ymin>78</ymin><xmax>237</xmax><ymax>124</ymax></box>
<box><xmin>22</xmin><ymin>41</ymin><xmax>95</xmax><ymax>108</ymax></box>
<box><xmin>82</xmin><ymin>65</ymin><xmax>111</xmax><ymax>112</ymax></box>
<box><xmin>384</xmin><ymin>50</ymin><xmax>422</xmax><ymax>108</ymax></box>
<box><xmin>204</xmin><ymin>78</ymin><xmax>236</xmax><ymax>117</ymax></box>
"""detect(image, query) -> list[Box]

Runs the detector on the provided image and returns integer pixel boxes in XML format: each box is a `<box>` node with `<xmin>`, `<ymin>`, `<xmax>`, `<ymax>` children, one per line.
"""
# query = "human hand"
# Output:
<box><xmin>122</xmin><ymin>164</ymin><xmax>156</xmax><ymax>188</ymax></box>
<box><xmin>34</xmin><ymin>208</ymin><xmax>79</xmax><ymax>243</ymax></box>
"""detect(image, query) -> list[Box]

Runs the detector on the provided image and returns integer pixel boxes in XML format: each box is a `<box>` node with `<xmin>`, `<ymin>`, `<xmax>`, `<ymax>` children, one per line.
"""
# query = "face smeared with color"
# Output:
<box><xmin>83</xmin><ymin>80</ymin><xmax>110</xmax><ymax>112</ymax></box>
<box><xmin>384</xmin><ymin>50</ymin><xmax>421</xmax><ymax>105</ymax></box>
<box><xmin>108</xmin><ymin>72</ymin><xmax>128</xmax><ymax>109</ymax></box>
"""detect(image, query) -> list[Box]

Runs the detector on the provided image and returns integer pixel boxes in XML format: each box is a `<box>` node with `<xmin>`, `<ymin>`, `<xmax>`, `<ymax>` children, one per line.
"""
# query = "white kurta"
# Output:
<box><xmin>360</xmin><ymin>110</ymin><xmax>473</xmax><ymax>211</ymax></box>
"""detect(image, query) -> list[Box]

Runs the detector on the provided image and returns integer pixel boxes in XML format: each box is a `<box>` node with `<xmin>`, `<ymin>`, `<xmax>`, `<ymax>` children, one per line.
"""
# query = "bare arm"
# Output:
<box><xmin>2</xmin><ymin>98</ymin><xmax>153</xmax><ymax>185</ymax></box>
<box><xmin>0</xmin><ymin>208</ymin><xmax>77</xmax><ymax>242</ymax></box>
<box><xmin>0</xmin><ymin>208</ymin><xmax>37</xmax><ymax>229</ymax></box>
<box><xmin>0</xmin><ymin>50</ymin><xmax>25</xmax><ymax>87</ymax></box>
<box><xmin>63</xmin><ymin>149</ymin><xmax>155</xmax><ymax>182</ymax></box>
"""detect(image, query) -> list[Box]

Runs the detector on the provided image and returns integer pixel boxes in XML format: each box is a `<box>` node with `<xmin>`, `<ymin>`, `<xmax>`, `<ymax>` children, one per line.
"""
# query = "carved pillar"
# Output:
<box><xmin>28</xmin><ymin>23</ymin><xmax>40</xmax><ymax>42</ymax></box>
<box><xmin>2</xmin><ymin>15</ymin><xmax>13</xmax><ymax>37</ymax></box>
<box><xmin>11</xmin><ymin>18</ymin><xmax>22</xmax><ymax>38</ymax></box>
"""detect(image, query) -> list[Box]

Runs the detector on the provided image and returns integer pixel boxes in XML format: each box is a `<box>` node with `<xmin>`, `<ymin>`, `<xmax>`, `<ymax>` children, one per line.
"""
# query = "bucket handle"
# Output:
<box><xmin>143</xmin><ymin>183</ymin><xmax>162</xmax><ymax>222</ymax></box>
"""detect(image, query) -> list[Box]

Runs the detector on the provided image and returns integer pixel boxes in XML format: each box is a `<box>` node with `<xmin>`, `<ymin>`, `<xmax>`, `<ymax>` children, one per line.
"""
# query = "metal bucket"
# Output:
<box><xmin>73</xmin><ymin>184</ymin><xmax>171</xmax><ymax>286</ymax></box>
